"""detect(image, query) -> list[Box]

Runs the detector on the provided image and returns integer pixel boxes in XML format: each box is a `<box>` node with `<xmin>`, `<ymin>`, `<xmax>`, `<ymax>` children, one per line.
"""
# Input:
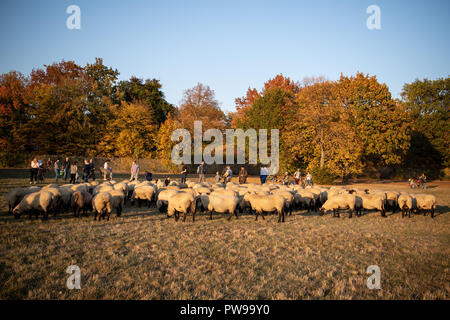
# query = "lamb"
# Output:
<box><xmin>92</xmin><ymin>192</ymin><xmax>112</xmax><ymax>221</ymax></box>
<box><xmin>355</xmin><ymin>194</ymin><xmax>386</xmax><ymax>217</ymax></box>
<box><xmin>12</xmin><ymin>191</ymin><xmax>54</xmax><ymax>219</ymax></box>
<box><xmin>412</xmin><ymin>194</ymin><xmax>436</xmax><ymax>218</ymax></box>
<box><xmin>243</xmin><ymin>193</ymin><xmax>286</xmax><ymax>222</ymax></box>
<box><xmin>131</xmin><ymin>186</ymin><xmax>156</xmax><ymax>207</ymax></box>
<box><xmin>204</xmin><ymin>194</ymin><xmax>239</xmax><ymax>220</ymax></box>
<box><xmin>167</xmin><ymin>192</ymin><xmax>197</xmax><ymax>222</ymax></box>
<box><xmin>320</xmin><ymin>194</ymin><xmax>356</xmax><ymax>218</ymax></box>
<box><xmin>107</xmin><ymin>190</ymin><xmax>125</xmax><ymax>217</ymax></box>
<box><xmin>71</xmin><ymin>191</ymin><xmax>93</xmax><ymax>217</ymax></box>
<box><xmin>398</xmin><ymin>193</ymin><xmax>413</xmax><ymax>218</ymax></box>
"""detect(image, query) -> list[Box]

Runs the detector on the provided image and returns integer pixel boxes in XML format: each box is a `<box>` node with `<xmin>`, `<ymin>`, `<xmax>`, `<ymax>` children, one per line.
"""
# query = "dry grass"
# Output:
<box><xmin>0</xmin><ymin>172</ymin><xmax>449</xmax><ymax>300</ymax></box>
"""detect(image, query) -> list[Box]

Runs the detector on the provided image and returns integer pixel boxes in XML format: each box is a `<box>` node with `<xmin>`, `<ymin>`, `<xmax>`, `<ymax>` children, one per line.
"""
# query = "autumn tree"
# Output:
<box><xmin>117</xmin><ymin>77</ymin><xmax>175</xmax><ymax>125</ymax></box>
<box><xmin>284</xmin><ymin>80</ymin><xmax>363</xmax><ymax>178</ymax></box>
<box><xmin>0</xmin><ymin>71</ymin><xmax>29</xmax><ymax>165</ymax></box>
<box><xmin>177</xmin><ymin>83</ymin><xmax>226</xmax><ymax>132</ymax></box>
<box><xmin>156</xmin><ymin>112</ymin><xmax>182</xmax><ymax>172</ymax></box>
<box><xmin>336</xmin><ymin>72</ymin><xmax>411</xmax><ymax>170</ymax></box>
<box><xmin>98</xmin><ymin>101</ymin><xmax>158</xmax><ymax>158</ymax></box>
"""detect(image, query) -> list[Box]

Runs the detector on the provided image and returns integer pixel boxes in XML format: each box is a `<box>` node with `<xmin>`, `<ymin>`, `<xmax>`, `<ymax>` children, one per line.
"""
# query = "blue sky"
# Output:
<box><xmin>1</xmin><ymin>0</ymin><xmax>449</xmax><ymax>112</ymax></box>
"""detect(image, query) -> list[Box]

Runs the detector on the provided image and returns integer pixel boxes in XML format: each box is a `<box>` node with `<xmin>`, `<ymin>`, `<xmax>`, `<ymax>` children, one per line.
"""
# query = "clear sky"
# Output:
<box><xmin>1</xmin><ymin>0</ymin><xmax>449</xmax><ymax>112</ymax></box>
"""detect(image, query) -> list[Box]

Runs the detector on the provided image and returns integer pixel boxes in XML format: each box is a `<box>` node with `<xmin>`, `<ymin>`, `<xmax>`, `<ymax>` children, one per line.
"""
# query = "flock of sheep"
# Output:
<box><xmin>6</xmin><ymin>178</ymin><xmax>437</xmax><ymax>222</ymax></box>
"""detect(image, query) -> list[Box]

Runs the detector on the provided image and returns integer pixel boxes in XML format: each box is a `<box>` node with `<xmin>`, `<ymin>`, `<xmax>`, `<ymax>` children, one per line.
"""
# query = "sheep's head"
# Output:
<box><xmin>12</xmin><ymin>206</ymin><xmax>21</xmax><ymax>218</ymax></box>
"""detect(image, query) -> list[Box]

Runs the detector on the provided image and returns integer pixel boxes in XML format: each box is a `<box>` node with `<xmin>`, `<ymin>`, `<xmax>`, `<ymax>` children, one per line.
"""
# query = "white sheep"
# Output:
<box><xmin>243</xmin><ymin>193</ymin><xmax>286</xmax><ymax>222</ymax></box>
<box><xmin>355</xmin><ymin>194</ymin><xmax>386</xmax><ymax>217</ymax></box>
<box><xmin>167</xmin><ymin>192</ymin><xmax>196</xmax><ymax>222</ymax></box>
<box><xmin>398</xmin><ymin>193</ymin><xmax>413</xmax><ymax>218</ymax></box>
<box><xmin>131</xmin><ymin>185</ymin><xmax>156</xmax><ymax>207</ymax></box>
<box><xmin>203</xmin><ymin>194</ymin><xmax>239</xmax><ymax>220</ymax></box>
<box><xmin>320</xmin><ymin>194</ymin><xmax>356</xmax><ymax>218</ymax></box>
<box><xmin>412</xmin><ymin>194</ymin><xmax>437</xmax><ymax>218</ymax></box>
<box><xmin>156</xmin><ymin>189</ymin><xmax>179</xmax><ymax>212</ymax></box>
<box><xmin>71</xmin><ymin>191</ymin><xmax>92</xmax><ymax>217</ymax></box>
<box><xmin>92</xmin><ymin>192</ymin><xmax>112</xmax><ymax>221</ymax></box>
<box><xmin>12</xmin><ymin>191</ymin><xmax>53</xmax><ymax>219</ymax></box>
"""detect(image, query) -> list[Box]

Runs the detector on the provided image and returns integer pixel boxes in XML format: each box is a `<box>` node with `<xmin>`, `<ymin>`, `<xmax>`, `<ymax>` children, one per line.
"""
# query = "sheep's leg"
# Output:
<box><xmin>348</xmin><ymin>210</ymin><xmax>353</xmax><ymax>219</ymax></box>
<box><xmin>431</xmin><ymin>207</ymin><xmax>434</xmax><ymax>218</ymax></box>
<box><xmin>192</xmin><ymin>211</ymin><xmax>196</xmax><ymax>222</ymax></box>
<box><xmin>234</xmin><ymin>209</ymin><xmax>239</xmax><ymax>219</ymax></box>
<box><xmin>138</xmin><ymin>199</ymin><xmax>142</xmax><ymax>208</ymax></box>
<box><xmin>210</xmin><ymin>210</ymin><xmax>213</xmax><ymax>220</ymax></box>
<box><xmin>94</xmin><ymin>210</ymin><xmax>98</xmax><ymax>221</ymax></box>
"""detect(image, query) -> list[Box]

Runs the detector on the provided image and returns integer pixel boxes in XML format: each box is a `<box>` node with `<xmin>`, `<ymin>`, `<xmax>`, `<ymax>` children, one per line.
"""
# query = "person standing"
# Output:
<box><xmin>103</xmin><ymin>160</ymin><xmax>112</xmax><ymax>180</ymax></box>
<box><xmin>260</xmin><ymin>167</ymin><xmax>268</xmax><ymax>184</ymax></box>
<box><xmin>30</xmin><ymin>158</ymin><xmax>39</xmax><ymax>184</ymax></box>
<box><xmin>238</xmin><ymin>167</ymin><xmax>248</xmax><ymax>184</ymax></box>
<box><xmin>197</xmin><ymin>161</ymin><xmax>206</xmax><ymax>183</ymax></box>
<box><xmin>419</xmin><ymin>173</ymin><xmax>427</xmax><ymax>189</ymax></box>
<box><xmin>70</xmin><ymin>161</ymin><xmax>78</xmax><ymax>184</ymax></box>
<box><xmin>294</xmin><ymin>169</ymin><xmax>301</xmax><ymax>185</ymax></box>
<box><xmin>83</xmin><ymin>159</ymin><xmax>90</xmax><ymax>182</ymax></box>
<box><xmin>130</xmin><ymin>161</ymin><xmax>140</xmax><ymax>181</ymax></box>
<box><xmin>54</xmin><ymin>159</ymin><xmax>61</xmax><ymax>182</ymax></box>
<box><xmin>62</xmin><ymin>157</ymin><xmax>70</xmax><ymax>181</ymax></box>
<box><xmin>306</xmin><ymin>172</ymin><xmax>312</xmax><ymax>187</ymax></box>
<box><xmin>180</xmin><ymin>164</ymin><xmax>187</xmax><ymax>184</ymax></box>
<box><xmin>89</xmin><ymin>159</ymin><xmax>96</xmax><ymax>181</ymax></box>
<box><xmin>214</xmin><ymin>171</ymin><xmax>221</xmax><ymax>183</ymax></box>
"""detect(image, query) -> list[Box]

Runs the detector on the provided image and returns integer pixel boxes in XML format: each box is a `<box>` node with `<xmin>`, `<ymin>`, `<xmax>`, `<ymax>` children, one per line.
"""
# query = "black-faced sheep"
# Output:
<box><xmin>243</xmin><ymin>193</ymin><xmax>286</xmax><ymax>222</ymax></box>
<box><xmin>320</xmin><ymin>194</ymin><xmax>356</xmax><ymax>218</ymax></box>
<box><xmin>71</xmin><ymin>191</ymin><xmax>93</xmax><ymax>217</ymax></box>
<box><xmin>12</xmin><ymin>191</ymin><xmax>53</xmax><ymax>219</ymax></box>
<box><xmin>167</xmin><ymin>192</ymin><xmax>196</xmax><ymax>222</ymax></box>
<box><xmin>92</xmin><ymin>192</ymin><xmax>112</xmax><ymax>221</ymax></box>
<box><xmin>398</xmin><ymin>193</ymin><xmax>413</xmax><ymax>218</ymax></box>
<box><xmin>412</xmin><ymin>194</ymin><xmax>436</xmax><ymax>218</ymax></box>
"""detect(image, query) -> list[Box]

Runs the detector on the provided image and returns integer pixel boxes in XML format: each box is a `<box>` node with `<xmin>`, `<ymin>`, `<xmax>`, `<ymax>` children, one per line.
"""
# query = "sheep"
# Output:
<box><xmin>271</xmin><ymin>190</ymin><xmax>294</xmax><ymax>215</ymax></box>
<box><xmin>12</xmin><ymin>191</ymin><xmax>53</xmax><ymax>219</ymax></box>
<box><xmin>398</xmin><ymin>193</ymin><xmax>413</xmax><ymax>218</ymax></box>
<box><xmin>167</xmin><ymin>192</ymin><xmax>197</xmax><ymax>222</ymax></box>
<box><xmin>71</xmin><ymin>191</ymin><xmax>93</xmax><ymax>217</ymax></box>
<box><xmin>293</xmin><ymin>193</ymin><xmax>314</xmax><ymax>212</ymax></box>
<box><xmin>6</xmin><ymin>186</ymin><xmax>42</xmax><ymax>214</ymax></box>
<box><xmin>131</xmin><ymin>186</ymin><xmax>156</xmax><ymax>207</ymax></box>
<box><xmin>92</xmin><ymin>192</ymin><xmax>112</xmax><ymax>221</ymax></box>
<box><xmin>93</xmin><ymin>184</ymin><xmax>113</xmax><ymax>195</ymax></box>
<box><xmin>320</xmin><ymin>194</ymin><xmax>356</xmax><ymax>218</ymax></box>
<box><xmin>203</xmin><ymin>194</ymin><xmax>239</xmax><ymax>220</ymax></box>
<box><xmin>385</xmin><ymin>191</ymin><xmax>400</xmax><ymax>212</ymax></box>
<box><xmin>355</xmin><ymin>194</ymin><xmax>386</xmax><ymax>217</ymax></box>
<box><xmin>59</xmin><ymin>187</ymin><xmax>73</xmax><ymax>210</ymax></box>
<box><xmin>243</xmin><ymin>193</ymin><xmax>286</xmax><ymax>222</ymax></box>
<box><xmin>42</xmin><ymin>187</ymin><xmax>63</xmax><ymax>215</ymax></box>
<box><xmin>210</xmin><ymin>189</ymin><xmax>238</xmax><ymax>197</ymax></box>
<box><xmin>156</xmin><ymin>189</ymin><xmax>179</xmax><ymax>212</ymax></box>
<box><xmin>107</xmin><ymin>190</ymin><xmax>125</xmax><ymax>217</ymax></box>
<box><xmin>193</xmin><ymin>186</ymin><xmax>212</xmax><ymax>196</ymax></box>
<box><xmin>412</xmin><ymin>194</ymin><xmax>437</xmax><ymax>218</ymax></box>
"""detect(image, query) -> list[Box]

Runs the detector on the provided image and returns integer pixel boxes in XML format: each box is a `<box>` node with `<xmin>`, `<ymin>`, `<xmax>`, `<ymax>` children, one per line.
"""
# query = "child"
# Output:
<box><xmin>215</xmin><ymin>171</ymin><xmax>221</xmax><ymax>183</ymax></box>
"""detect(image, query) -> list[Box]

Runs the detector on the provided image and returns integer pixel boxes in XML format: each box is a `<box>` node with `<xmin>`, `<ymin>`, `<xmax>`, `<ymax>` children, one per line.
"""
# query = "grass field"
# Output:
<box><xmin>0</xmin><ymin>169</ymin><xmax>449</xmax><ymax>300</ymax></box>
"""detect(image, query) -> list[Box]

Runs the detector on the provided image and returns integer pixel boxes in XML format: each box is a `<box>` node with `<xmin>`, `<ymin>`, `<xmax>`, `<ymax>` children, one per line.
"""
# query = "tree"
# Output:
<box><xmin>284</xmin><ymin>80</ymin><xmax>363</xmax><ymax>178</ymax></box>
<box><xmin>117</xmin><ymin>77</ymin><xmax>175</xmax><ymax>125</ymax></box>
<box><xmin>0</xmin><ymin>71</ymin><xmax>29</xmax><ymax>165</ymax></box>
<box><xmin>336</xmin><ymin>72</ymin><xmax>411</xmax><ymax>169</ymax></box>
<box><xmin>98</xmin><ymin>101</ymin><xmax>158</xmax><ymax>158</ymax></box>
<box><xmin>156</xmin><ymin>112</ymin><xmax>182</xmax><ymax>172</ymax></box>
<box><xmin>177</xmin><ymin>83</ymin><xmax>226</xmax><ymax>132</ymax></box>
<box><xmin>401</xmin><ymin>77</ymin><xmax>449</xmax><ymax>169</ymax></box>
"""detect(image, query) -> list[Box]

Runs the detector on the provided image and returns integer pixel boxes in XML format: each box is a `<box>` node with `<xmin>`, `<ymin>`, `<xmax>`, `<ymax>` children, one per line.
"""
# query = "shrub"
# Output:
<box><xmin>311</xmin><ymin>167</ymin><xmax>338</xmax><ymax>185</ymax></box>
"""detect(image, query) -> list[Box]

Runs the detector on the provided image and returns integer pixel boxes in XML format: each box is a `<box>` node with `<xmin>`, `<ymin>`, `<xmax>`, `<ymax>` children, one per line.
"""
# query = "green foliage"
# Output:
<box><xmin>401</xmin><ymin>77</ymin><xmax>449</xmax><ymax>168</ymax></box>
<box><xmin>310</xmin><ymin>166</ymin><xmax>338</xmax><ymax>185</ymax></box>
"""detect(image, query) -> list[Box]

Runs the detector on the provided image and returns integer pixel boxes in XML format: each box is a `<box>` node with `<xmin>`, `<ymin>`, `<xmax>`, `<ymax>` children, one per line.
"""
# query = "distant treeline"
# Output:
<box><xmin>0</xmin><ymin>58</ymin><xmax>448</xmax><ymax>180</ymax></box>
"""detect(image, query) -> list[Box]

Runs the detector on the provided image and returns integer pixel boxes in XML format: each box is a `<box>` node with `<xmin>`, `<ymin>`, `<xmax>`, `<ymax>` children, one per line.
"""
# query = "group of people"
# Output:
<box><xmin>29</xmin><ymin>157</ymin><xmax>97</xmax><ymax>184</ymax></box>
<box><xmin>409</xmin><ymin>173</ymin><xmax>427</xmax><ymax>189</ymax></box>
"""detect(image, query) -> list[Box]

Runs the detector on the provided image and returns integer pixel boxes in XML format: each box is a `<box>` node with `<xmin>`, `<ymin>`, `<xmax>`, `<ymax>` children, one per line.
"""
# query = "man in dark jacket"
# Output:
<box><xmin>238</xmin><ymin>167</ymin><xmax>248</xmax><ymax>184</ymax></box>
<box><xmin>62</xmin><ymin>157</ymin><xmax>70</xmax><ymax>181</ymax></box>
